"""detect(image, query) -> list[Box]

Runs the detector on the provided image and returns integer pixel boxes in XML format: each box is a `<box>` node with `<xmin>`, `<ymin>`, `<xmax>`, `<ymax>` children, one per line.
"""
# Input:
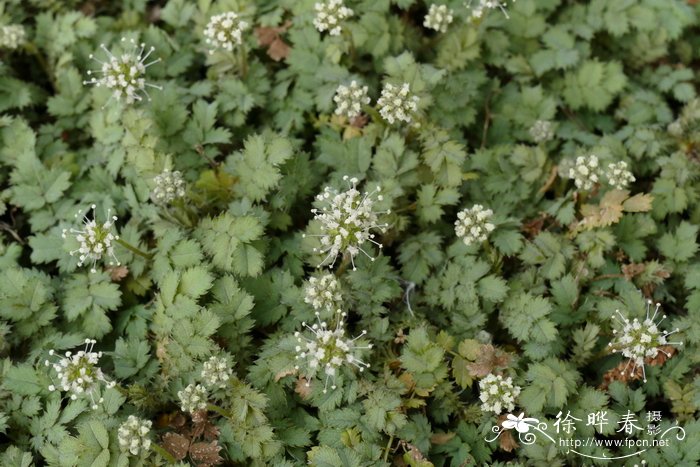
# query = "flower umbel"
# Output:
<box><xmin>424</xmin><ymin>5</ymin><xmax>454</xmax><ymax>33</ymax></box>
<box><xmin>151</xmin><ymin>169</ymin><xmax>186</xmax><ymax>205</ymax></box>
<box><xmin>333</xmin><ymin>80</ymin><xmax>371</xmax><ymax>120</ymax></box>
<box><xmin>605</xmin><ymin>161</ymin><xmax>635</xmax><ymax>190</ymax></box>
<box><xmin>62</xmin><ymin>204</ymin><xmax>120</xmax><ymax>273</ymax></box>
<box><xmin>294</xmin><ymin>311</ymin><xmax>372</xmax><ymax>393</ymax></box>
<box><xmin>201</xmin><ymin>356</ymin><xmax>233</xmax><ymax>389</ymax></box>
<box><xmin>118</xmin><ymin>415</ymin><xmax>152</xmax><ymax>456</ymax></box>
<box><xmin>609</xmin><ymin>300</ymin><xmax>682</xmax><ymax>382</ymax></box>
<box><xmin>304</xmin><ymin>273</ymin><xmax>343</xmax><ymax>314</ymax></box>
<box><xmin>45</xmin><ymin>339</ymin><xmax>116</xmax><ymax>409</ymax></box>
<box><xmin>454</xmin><ymin>204</ymin><xmax>495</xmax><ymax>246</ymax></box>
<box><xmin>178</xmin><ymin>383</ymin><xmax>208</xmax><ymax>414</ymax></box>
<box><xmin>529</xmin><ymin>120</ymin><xmax>555</xmax><ymax>143</ymax></box>
<box><xmin>204</xmin><ymin>12</ymin><xmax>249</xmax><ymax>53</ymax></box>
<box><xmin>313</xmin><ymin>0</ymin><xmax>354</xmax><ymax>36</ymax></box>
<box><xmin>479</xmin><ymin>373</ymin><xmax>520</xmax><ymax>414</ymax></box>
<box><xmin>568</xmin><ymin>155</ymin><xmax>600</xmax><ymax>191</ymax></box>
<box><xmin>467</xmin><ymin>0</ymin><xmax>516</xmax><ymax>19</ymax></box>
<box><xmin>83</xmin><ymin>37</ymin><xmax>162</xmax><ymax>105</ymax></box>
<box><xmin>304</xmin><ymin>176</ymin><xmax>390</xmax><ymax>270</ymax></box>
<box><xmin>377</xmin><ymin>82</ymin><xmax>420</xmax><ymax>125</ymax></box>
<box><xmin>0</xmin><ymin>25</ymin><xmax>26</xmax><ymax>50</ymax></box>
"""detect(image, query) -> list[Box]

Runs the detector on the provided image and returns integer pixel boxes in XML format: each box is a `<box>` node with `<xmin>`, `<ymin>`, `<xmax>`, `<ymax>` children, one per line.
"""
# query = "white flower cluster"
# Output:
<box><xmin>294</xmin><ymin>311</ymin><xmax>372</xmax><ymax>393</ymax></box>
<box><xmin>468</xmin><ymin>0</ymin><xmax>516</xmax><ymax>19</ymax></box>
<box><xmin>204</xmin><ymin>11</ymin><xmax>249</xmax><ymax>53</ymax></box>
<box><xmin>304</xmin><ymin>274</ymin><xmax>343</xmax><ymax>314</ymax></box>
<box><xmin>529</xmin><ymin>120</ymin><xmax>555</xmax><ymax>143</ymax></box>
<box><xmin>377</xmin><ymin>82</ymin><xmax>420</xmax><ymax>125</ymax></box>
<box><xmin>423</xmin><ymin>4</ymin><xmax>454</xmax><ymax>33</ymax></box>
<box><xmin>62</xmin><ymin>204</ymin><xmax>120</xmax><ymax>274</ymax></box>
<box><xmin>454</xmin><ymin>204</ymin><xmax>495</xmax><ymax>246</ymax></box>
<box><xmin>479</xmin><ymin>373</ymin><xmax>520</xmax><ymax>414</ymax></box>
<box><xmin>83</xmin><ymin>37</ymin><xmax>162</xmax><ymax>104</ymax></box>
<box><xmin>0</xmin><ymin>24</ymin><xmax>26</xmax><ymax>50</ymax></box>
<box><xmin>609</xmin><ymin>300</ymin><xmax>682</xmax><ymax>382</ymax></box>
<box><xmin>568</xmin><ymin>155</ymin><xmax>599</xmax><ymax>191</ymax></box>
<box><xmin>45</xmin><ymin>339</ymin><xmax>116</xmax><ymax>409</ymax></box>
<box><xmin>304</xmin><ymin>176</ymin><xmax>390</xmax><ymax>270</ymax></box>
<box><xmin>605</xmin><ymin>161</ymin><xmax>636</xmax><ymax>190</ymax></box>
<box><xmin>178</xmin><ymin>383</ymin><xmax>208</xmax><ymax>414</ymax></box>
<box><xmin>201</xmin><ymin>356</ymin><xmax>232</xmax><ymax>389</ymax></box>
<box><xmin>118</xmin><ymin>415</ymin><xmax>152</xmax><ymax>456</ymax></box>
<box><xmin>151</xmin><ymin>169</ymin><xmax>186</xmax><ymax>205</ymax></box>
<box><xmin>313</xmin><ymin>0</ymin><xmax>354</xmax><ymax>36</ymax></box>
<box><xmin>333</xmin><ymin>81</ymin><xmax>370</xmax><ymax>119</ymax></box>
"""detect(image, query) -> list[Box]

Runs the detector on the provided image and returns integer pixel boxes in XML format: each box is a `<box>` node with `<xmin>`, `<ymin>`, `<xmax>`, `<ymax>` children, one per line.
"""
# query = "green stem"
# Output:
<box><xmin>207</xmin><ymin>403</ymin><xmax>231</xmax><ymax>418</ymax></box>
<box><xmin>151</xmin><ymin>443</ymin><xmax>177</xmax><ymax>464</ymax></box>
<box><xmin>115</xmin><ymin>238</ymin><xmax>153</xmax><ymax>260</ymax></box>
<box><xmin>383</xmin><ymin>435</ymin><xmax>394</xmax><ymax>463</ymax></box>
<box><xmin>334</xmin><ymin>256</ymin><xmax>351</xmax><ymax>277</ymax></box>
<box><xmin>238</xmin><ymin>44</ymin><xmax>248</xmax><ymax>79</ymax></box>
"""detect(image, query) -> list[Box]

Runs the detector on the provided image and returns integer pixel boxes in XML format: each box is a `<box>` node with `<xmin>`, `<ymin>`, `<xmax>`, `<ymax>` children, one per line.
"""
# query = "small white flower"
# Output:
<box><xmin>333</xmin><ymin>80</ymin><xmax>371</xmax><ymax>119</ymax></box>
<box><xmin>304</xmin><ymin>274</ymin><xmax>343</xmax><ymax>314</ymax></box>
<box><xmin>313</xmin><ymin>0</ymin><xmax>354</xmax><ymax>36</ymax></box>
<box><xmin>204</xmin><ymin>11</ymin><xmax>249</xmax><ymax>53</ymax></box>
<box><xmin>294</xmin><ymin>311</ymin><xmax>372</xmax><ymax>393</ymax></box>
<box><xmin>0</xmin><ymin>25</ymin><xmax>26</xmax><ymax>50</ymax></box>
<box><xmin>454</xmin><ymin>204</ymin><xmax>495</xmax><ymax>246</ymax></box>
<box><xmin>118</xmin><ymin>415</ymin><xmax>152</xmax><ymax>456</ymax></box>
<box><xmin>424</xmin><ymin>5</ymin><xmax>454</xmax><ymax>33</ymax></box>
<box><xmin>62</xmin><ymin>204</ymin><xmax>120</xmax><ymax>274</ymax></box>
<box><xmin>467</xmin><ymin>0</ymin><xmax>516</xmax><ymax>19</ymax></box>
<box><xmin>568</xmin><ymin>155</ymin><xmax>600</xmax><ymax>191</ymax></box>
<box><xmin>83</xmin><ymin>37</ymin><xmax>162</xmax><ymax>105</ymax></box>
<box><xmin>609</xmin><ymin>300</ymin><xmax>682</xmax><ymax>383</ymax></box>
<box><xmin>604</xmin><ymin>161</ymin><xmax>635</xmax><ymax>190</ymax></box>
<box><xmin>151</xmin><ymin>169</ymin><xmax>186</xmax><ymax>205</ymax></box>
<box><xmin>201</xmin><ymin>356</ymin><xmax>233</xmax><ymax>389</ymax></box>
<box><xmin>377</xmin><ymin>82</ymin><xmax>420</xmax><ymax>125</ymax></box>
<box><xmin>529</xmin><ymin>120</ymin><xmax>554</xmax><ymax>143</ymax></box>
<box><xmin>44</xmin><ymin>339</ymin><xmax>116</xmax><ymax>410</ymax></box>
<box><xmin>479</xmin><ymin>373</ymin><xmax>520</xmax><ymax>414</ymax></box>
<box><xmin>178</xmin><ymin>383</ymin><xmax>208</xmax><ymax>414</ymax></box>
<box><xmin>303</xmin><ymin>176</ymin><xmax>390</xmax><ymax>270</ymax></box>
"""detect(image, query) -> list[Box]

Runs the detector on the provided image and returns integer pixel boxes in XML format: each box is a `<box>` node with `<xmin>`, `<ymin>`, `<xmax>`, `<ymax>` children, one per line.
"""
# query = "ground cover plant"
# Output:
<box><xmin>1</xmin><ymin>0</ymin><xmax>700</xmax><ymax>465</ymax></box>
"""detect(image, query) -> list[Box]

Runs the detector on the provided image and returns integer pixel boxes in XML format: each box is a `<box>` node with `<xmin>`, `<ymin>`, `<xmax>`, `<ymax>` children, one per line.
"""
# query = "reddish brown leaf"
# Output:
<box><xmin>162</xmin><ymin>432</ymin><xmax>189</xmax><ymax>460</ymax></box>
<box><xmin>190</xmin><ymin>441</ymin><xmax>223</xmax><ymax>466</ymax></box>
<box><xmin>295</xmin><ymin>377</ymin><xmax>312</xmax><ymax>399</ymax></box>
<box><xmin>499</xmin><ymin>429</ymin><xmax>519</xmax><ymax>452</ymax></box>
<box><xmin>622</xmin><ymin>262</ymin><xmax>645</xmax><ymax>281</ymax></box>
<box><xmin>467</xmin><ymin>344</ymin><xmax>511</xmax><ymax>378</ymax></box>
<box><xmin>267</xmin><ymin>37</ymin><xmax>290</xmax><ymax>61</ymax></box>
<box><xmin>109</xmin><ymin>265</ymin><xmax>129</xmax><ymax>282</ymax></box>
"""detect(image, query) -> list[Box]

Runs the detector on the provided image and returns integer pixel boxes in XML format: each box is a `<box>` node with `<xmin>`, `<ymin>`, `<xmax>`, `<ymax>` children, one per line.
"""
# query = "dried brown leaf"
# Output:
<box><xmin>622</xmin><ymin>263</ymin><xmax>645</xmax><ymax>281</ymax></box>
<box><xmin>109</xmin><ymin>265</ymin><xmax>128</xmax><ymax>281</ymax></box>
<box><xmin>267</xmin><ymin>37</ymin><xmax>290</xmax><ymax>61</ymax></box>
<box><xmin>467</xmin><ymin>344</ymin><xmax>511</xmax><ymax>378</ymax></box>
<box><xmin>162</xmin><ymin>432</ymin><xmax>190</xmax><ymax>460</ymax></box>
<box><xmin>295</xmin><ymin>377</ymin><xmax>312</xmax><ymax>399</ymax></box>
<box><xmin>190</xmin><ymin>441</ymin><xmax>223</xmax><ymax>466</ymax></box>
<box><xmin>274</xmin><ymin>367</ymin><xmax>296</xmax><ymax>382</ymax></box>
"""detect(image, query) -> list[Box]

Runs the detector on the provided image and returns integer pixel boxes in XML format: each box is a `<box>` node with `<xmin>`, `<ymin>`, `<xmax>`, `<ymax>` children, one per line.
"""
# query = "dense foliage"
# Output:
<box><xmin>1</xmin><ymin>0</ymin><xmax>700</xmax><ymax>465</ymax></box>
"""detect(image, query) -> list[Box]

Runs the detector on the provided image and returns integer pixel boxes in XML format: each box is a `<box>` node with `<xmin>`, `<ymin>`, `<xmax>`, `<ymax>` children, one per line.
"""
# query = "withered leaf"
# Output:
<box><xmin>467</xmin><ymin>344</ymin><xmax>511</xmax><ymax>378</ymax></box>
<box><xmin>499</xmin><ymin>428</ymin><xmax>519</xmax><ymax>452</ymax></box>
<box><xmin>189</xmin><ymin>441</ymin><xmax>223</xmax><ymax>466</ymax></box>
<box><xmin>162</xmin><ymin>432</ymin><xmax>189</xmax><ymax>460</ymax></box>
<box><xmin>109</xmin><ymin>265</ymin><xmax>128</xmax><ymax>281</ymax></box>
<box><xmin>274</xmin><ymin>367</ymin><xmax>296</xmax><ymax>382</ymax></box>
<box><xmin>268</xmin><ymin>37</ymin><xmax>290</xmax><ymax>61</ymax></box>
<box><xmin>295</xmin><ymin>377</ymin><xmax>312</xmax><ymax>399</ymax></box>
<box><xmin>622</xmin><ymin>262</ymin><xmax>645</xmax><ymax>280</ymax></box>
<box><xmin>622</xmin><ymin>193</ymin><xmax>654</xmax><ymax>212</ymax></box>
